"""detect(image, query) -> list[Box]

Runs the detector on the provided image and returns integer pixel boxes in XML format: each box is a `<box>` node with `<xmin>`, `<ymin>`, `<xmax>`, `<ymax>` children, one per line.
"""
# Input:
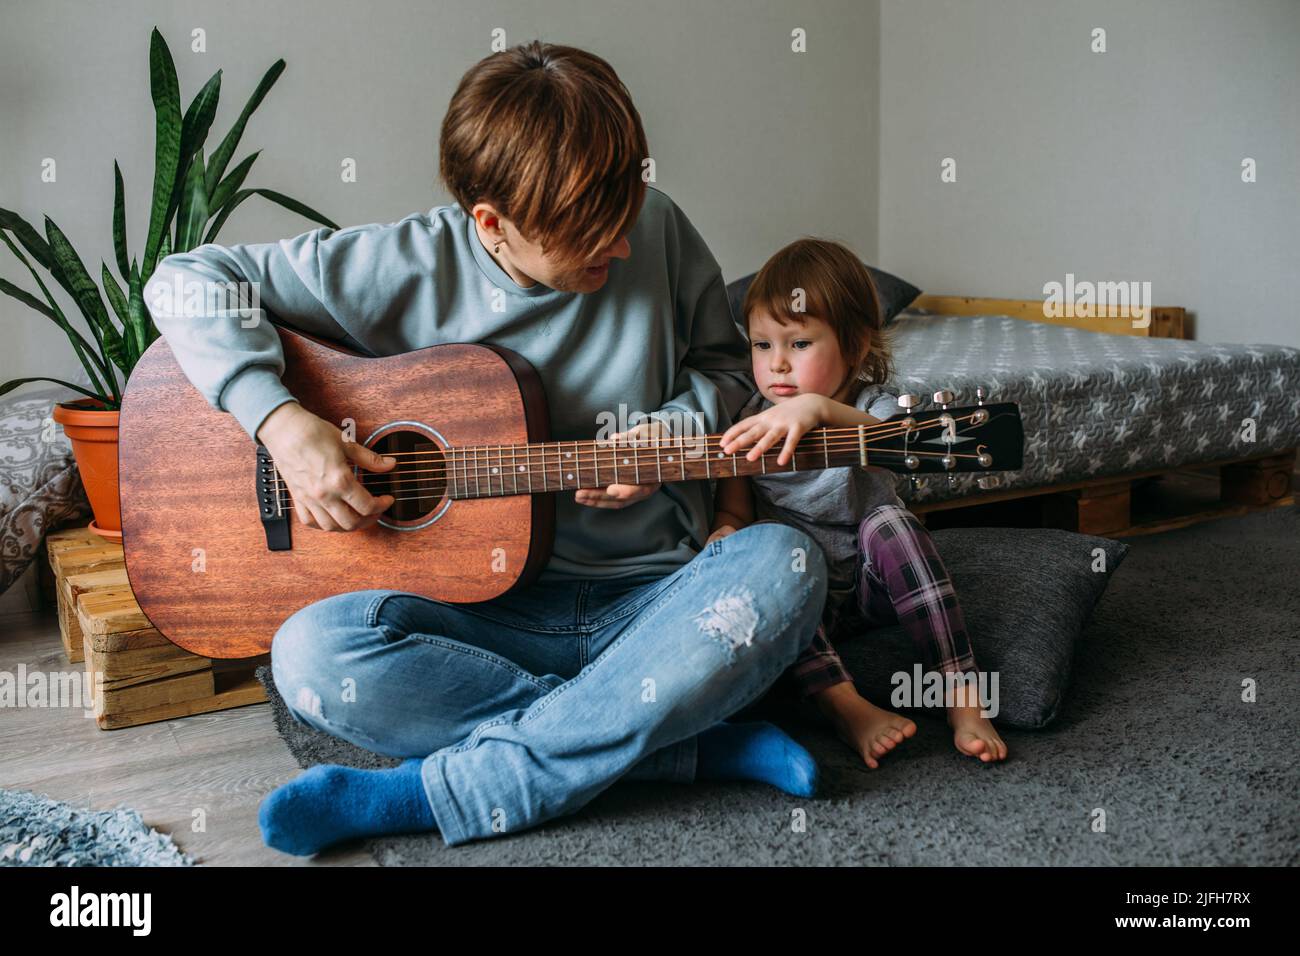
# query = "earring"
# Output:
<box><xmin>493</xmin><ymin>241</ymin><xmax>501</xmax><ymax>254</ymax></box>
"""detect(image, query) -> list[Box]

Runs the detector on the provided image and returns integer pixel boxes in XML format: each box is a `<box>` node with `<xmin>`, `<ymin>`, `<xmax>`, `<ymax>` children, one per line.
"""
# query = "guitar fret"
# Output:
<box><xmin>678</xmin><ymin>434</ymin><xmax>685</xmax><ymax>480</ymax></box>
<box><xmin>822</xmin><ymin>430</ymin><xmax>829</xmax><ymax>469</ymax></box>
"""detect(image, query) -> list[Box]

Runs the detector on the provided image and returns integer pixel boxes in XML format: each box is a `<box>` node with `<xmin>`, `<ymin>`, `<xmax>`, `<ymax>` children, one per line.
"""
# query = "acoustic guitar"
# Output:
<box><xmin>118</xmin><ymin>327</ymin><xmax>1024</xmax><ymax>658</ymax></box>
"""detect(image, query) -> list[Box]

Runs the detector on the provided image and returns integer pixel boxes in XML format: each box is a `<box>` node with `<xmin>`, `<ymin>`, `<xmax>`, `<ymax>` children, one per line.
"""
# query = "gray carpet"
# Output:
<box><xmin>255</xmin><ymin>507</ymin><xmax>1300</xmax><ymax>865</ymax></box>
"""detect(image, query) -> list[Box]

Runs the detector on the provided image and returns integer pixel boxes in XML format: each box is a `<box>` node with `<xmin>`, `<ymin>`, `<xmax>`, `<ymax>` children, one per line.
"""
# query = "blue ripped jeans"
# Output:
<box><xmin>270</xmin><ymin>521</ymin><xmax>828</xmax><ymax>846</ymax></box>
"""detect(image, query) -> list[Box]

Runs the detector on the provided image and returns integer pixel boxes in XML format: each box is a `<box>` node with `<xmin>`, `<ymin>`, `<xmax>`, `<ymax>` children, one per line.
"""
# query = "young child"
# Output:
<box><xmin>709</xmin><ymin>238</ymin><xmax>1007</xmax><ymax>768</ymax></box>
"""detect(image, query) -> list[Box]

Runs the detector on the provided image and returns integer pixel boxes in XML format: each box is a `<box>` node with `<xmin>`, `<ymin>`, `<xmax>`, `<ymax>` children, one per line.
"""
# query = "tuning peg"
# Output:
<box><xmin>933</xmin><ymin>388</ymin><xmax>955</xmax><ymax>409</ymax></box>
<box><xmin>977</xmin><ymin>475</ymin><xmax>1001</xmax><ymax>490</ymax></box>
<box><xmin>976</xmin><ymin>387</ymin><xmax>986</xmax><ymax>406</ymax></box>
<box><xmin>897</xmin><ymin>393</ymin><xmax>922</xmax><ymax>432</ymax></box>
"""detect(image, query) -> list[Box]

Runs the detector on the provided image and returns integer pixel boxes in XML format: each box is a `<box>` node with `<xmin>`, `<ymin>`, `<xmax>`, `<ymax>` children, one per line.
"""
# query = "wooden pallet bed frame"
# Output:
<box><xmin>903</xmin><ymin>295</ymin><xmax>1296</xmax><ymax>537</ymax></box>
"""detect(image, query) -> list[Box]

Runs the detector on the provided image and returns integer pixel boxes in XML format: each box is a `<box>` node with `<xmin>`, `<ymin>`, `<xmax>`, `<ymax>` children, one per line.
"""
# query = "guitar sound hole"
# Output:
<box><xmin>366</xmin><ymin>431</ymin><xmax>448</xmax><ymax>522</ymax></box>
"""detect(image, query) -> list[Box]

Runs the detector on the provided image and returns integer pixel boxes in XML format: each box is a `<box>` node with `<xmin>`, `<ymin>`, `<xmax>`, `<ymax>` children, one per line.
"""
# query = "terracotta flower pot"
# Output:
<box><xmin>51</xmin><ymin>397</ymin><xmax>121</xmax><ymax>540</ymax></box>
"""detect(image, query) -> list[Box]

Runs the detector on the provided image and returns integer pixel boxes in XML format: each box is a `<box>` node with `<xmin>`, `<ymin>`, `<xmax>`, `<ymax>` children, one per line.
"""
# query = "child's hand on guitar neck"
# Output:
<box><xmin>575</xmin><ymin>420</ymin><xmax>669</xmax><ymax>510</ymax></box>
<box><xmin>256</xmin><ymin>402</ymin><xmax>397</xmax><ymax>532</ymax></box>
<box><xmin>720</xmin><ymin>393</ymin><xmax>830</xmax><ymax>467</ymax></box>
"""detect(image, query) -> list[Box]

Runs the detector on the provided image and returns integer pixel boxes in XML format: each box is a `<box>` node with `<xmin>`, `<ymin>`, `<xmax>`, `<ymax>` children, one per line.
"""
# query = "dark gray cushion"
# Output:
<box><xmin>836</xmin><ymin>526</ymin><xmax>1130</xmax><ymax>729</ymax></box>
<box><xmin>726</xmin><ymin>265</ymin><xmax>921</xmax><ymax>329</ymax></box>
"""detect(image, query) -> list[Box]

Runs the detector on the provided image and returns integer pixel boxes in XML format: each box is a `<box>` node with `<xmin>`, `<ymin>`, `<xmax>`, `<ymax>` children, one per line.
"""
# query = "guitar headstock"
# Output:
<box><xmin>867</xmin><ymin>388</ymin><xmax>1024</xmax><ymax>479</ymax></box>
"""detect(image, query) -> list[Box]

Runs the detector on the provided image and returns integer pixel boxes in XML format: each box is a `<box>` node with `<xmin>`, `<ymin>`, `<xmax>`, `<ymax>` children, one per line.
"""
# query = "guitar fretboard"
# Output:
<box><xmin>444</xmin><ymin>427</ymin><xmax>872</xmax><ymax>499</ymax></box>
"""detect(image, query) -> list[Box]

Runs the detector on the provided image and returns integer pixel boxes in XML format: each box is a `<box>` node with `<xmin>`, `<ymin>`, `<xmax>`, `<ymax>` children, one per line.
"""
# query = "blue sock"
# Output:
<box><xmin>696</xmin><ymin>720</ymin><xmax>819</xmax><ymax>797</ymax></box>
<box><xmin>258</xmin><ymin>757</ymin><xmax>437</xmax><ymax>856</ymax></box>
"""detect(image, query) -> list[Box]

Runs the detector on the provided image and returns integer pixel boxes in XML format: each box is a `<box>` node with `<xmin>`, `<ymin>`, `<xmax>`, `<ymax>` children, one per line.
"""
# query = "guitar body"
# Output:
<box><xmin>119</xmin><ymin>328</ymin><xmax>554</xmax><ymax>659</ymax></box>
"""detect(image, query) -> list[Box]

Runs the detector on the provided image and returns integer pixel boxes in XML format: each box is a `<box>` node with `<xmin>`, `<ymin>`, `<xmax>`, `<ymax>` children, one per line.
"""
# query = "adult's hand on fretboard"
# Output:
<box><xmin>575</xmin><ymin>421</ymin><xmax>667</xmax><ymax>509</ymax></box>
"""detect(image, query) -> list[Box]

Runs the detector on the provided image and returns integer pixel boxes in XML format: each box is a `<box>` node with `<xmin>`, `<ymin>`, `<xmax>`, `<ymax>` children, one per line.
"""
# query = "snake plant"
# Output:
<box><xmin>0</xmin><ymin>26</ymin><xmax>338</xmax><ymax>409</ymax></box>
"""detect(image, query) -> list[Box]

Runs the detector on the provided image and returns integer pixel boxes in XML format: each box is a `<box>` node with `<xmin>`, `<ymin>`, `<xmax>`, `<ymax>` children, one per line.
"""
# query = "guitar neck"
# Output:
<box><xmin>370</xmin><ymin>402</ymin><xmax>1021</xmax><ymax>503</ymax></box>
<box><xmin>445</xmin><ymin>427</ymin><xmax>870</xmax><ymax>499</ymax></box>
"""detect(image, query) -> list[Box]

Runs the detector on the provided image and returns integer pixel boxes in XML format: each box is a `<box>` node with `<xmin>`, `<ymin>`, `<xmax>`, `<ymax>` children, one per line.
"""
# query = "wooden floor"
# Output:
<box><xmin>0</xmin><ymin>601</ymin><xmax>374</xmax><ymax>866</ymax></box>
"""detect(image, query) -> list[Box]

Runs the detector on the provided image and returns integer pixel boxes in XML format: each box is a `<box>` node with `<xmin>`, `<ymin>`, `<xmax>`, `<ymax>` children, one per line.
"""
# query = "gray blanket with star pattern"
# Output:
<box><xmin>883</xmin><ymin>313</ymin><xmax>1300</xmax><ymax>505</ymax></box>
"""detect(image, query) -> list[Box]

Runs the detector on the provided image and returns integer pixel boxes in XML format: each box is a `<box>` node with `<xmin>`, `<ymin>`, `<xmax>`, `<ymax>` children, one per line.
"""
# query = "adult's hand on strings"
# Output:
<box><xmin>575</xmin><ymin>420</ymin><xmax>668</xmax><ymax>509</ymax></box>
<box><xmin>256</xmin><ymin>402</ymin><xmax>397</xmax><ymax>532</ymax></box>
<box><xmin>719</xmin><ymin>393</ymin><xmax>829</xmax><ymax>467</ymax></box>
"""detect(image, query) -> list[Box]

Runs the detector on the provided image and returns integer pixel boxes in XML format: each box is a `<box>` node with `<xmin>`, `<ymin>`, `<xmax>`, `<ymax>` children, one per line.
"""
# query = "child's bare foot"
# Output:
<box><xmin>946</xmin><ymin>703</ymin><xmax>1007</xmax><ymax>762</ymax></box>
<box><xmin>812</xmin><ymin>683</ymin><xmax>917</xmax><ymax>769</ymax></box>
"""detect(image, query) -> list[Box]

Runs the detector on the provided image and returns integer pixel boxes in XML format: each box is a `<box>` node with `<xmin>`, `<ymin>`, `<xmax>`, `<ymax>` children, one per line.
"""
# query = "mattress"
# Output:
<box><xmin>883</xmin><ymin>312</ymin><xmax>1300</xmax><ymax>505</ymax></box>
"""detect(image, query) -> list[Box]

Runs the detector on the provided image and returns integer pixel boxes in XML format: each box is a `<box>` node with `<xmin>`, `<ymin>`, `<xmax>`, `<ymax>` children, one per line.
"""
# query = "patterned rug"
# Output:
<box><xmin>0</xmin><ymin>788</ymin><xmax>194</xmax><ymax>867</ymax></box>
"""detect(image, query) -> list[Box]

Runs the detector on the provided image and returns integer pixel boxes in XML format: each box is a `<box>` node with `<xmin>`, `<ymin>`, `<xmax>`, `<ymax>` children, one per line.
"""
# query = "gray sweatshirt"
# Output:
<box><xmin>738</xmin><ymin>384</ymin><xmax>905</xmax><ymax>596</ymax></box>
<box><xmin>142</xmin><ymin>186</ymin><xmax>753</xmax><ymax>581</ymax></box>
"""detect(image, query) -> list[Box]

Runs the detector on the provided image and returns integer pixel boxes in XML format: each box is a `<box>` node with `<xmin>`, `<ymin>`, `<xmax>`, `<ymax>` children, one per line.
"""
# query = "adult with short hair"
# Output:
<box><xmin>146</xmin><ymin>40</ymin><xmax>827</xmax><ymax>854</ymax></box>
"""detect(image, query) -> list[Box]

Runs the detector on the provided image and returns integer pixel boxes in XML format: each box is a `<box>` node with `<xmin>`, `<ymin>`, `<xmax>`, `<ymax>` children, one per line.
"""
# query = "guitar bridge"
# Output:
<box><xmin>256</xmin><ymin>444</ymin><xmax>292</xmax><ymax>551</ymax></box>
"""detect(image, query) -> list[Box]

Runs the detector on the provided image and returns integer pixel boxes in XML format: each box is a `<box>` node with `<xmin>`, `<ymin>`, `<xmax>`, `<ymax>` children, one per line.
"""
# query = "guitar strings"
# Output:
<box><xmin>347</xmin><ymin>413</ymin><xmax>987</xmax><ymax>483</ymax></box>
<box><xmin>268</xmin><ymin>413</ymin><xmax>994</xmax><ymax>510</ymax></box>
<box><xmin>269</xmin><ymin>415</ymin><xmax>988</xmax><ymax>509</ymax></box>
<box><xmin>269</xmin><ymin>447</ymin><xmax>993</xmax><ymax>512</ymax></box>
<box><xmin>336</xmin><ymin>414</ymin><xmax>960</xmax><ymax>457</ymax></box>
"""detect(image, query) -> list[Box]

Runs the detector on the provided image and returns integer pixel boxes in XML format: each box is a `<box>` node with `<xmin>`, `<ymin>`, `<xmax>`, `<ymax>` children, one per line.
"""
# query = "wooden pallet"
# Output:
<box><xmin>915</xmin><ymin>449</ymin><xmax>1296</xmax><ymax>537</ymax></box>
<box><xmin>44</xmin><ymin>526</ymin><xmax>267</xmax><ymax>729</ymax></box>
<box><xmin>44</xmin><ymin>527</ymin><xmax>127</xmax><ymax>663</ymax></box>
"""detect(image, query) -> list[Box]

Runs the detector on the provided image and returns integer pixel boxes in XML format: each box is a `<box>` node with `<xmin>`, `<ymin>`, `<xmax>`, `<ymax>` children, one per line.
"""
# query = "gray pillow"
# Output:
<box><xmin>726</xmin><ymin>265</ymin><xmax>921</xmax><ymax>329</ymax></box>
<box><xmin>0</xmin><ymin>388</ymin><xmax>92</xmax><ymax>596</ymax></box>
<box><xmin>835</xmin><ymin>526</ymin><xmax>1130</xmax><ymax>729</ymax></box>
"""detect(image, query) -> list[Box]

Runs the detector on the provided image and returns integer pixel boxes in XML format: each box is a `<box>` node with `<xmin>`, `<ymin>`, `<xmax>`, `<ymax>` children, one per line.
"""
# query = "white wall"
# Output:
<box><xmin>7</xmin><ymin>0</ymin><xmax>1295</xmax><ymax>395</ymax></box>
<box><xmin>878</xmin><ymin>0</ymin><xmax>1300</xmax><ymax>347</ymax></box>
<box><xmin>0</xmin><ymin>0</ymin><xmax>879</xmax><ymax>393</ymax></box>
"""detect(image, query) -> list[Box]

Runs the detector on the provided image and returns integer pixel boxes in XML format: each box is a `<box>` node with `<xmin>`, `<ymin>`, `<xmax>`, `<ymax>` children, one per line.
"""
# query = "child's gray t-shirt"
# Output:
<box><xmin>738</xmin><ymin>384</ymin><xmax>906</xmax><ymax>598</ymax></box>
